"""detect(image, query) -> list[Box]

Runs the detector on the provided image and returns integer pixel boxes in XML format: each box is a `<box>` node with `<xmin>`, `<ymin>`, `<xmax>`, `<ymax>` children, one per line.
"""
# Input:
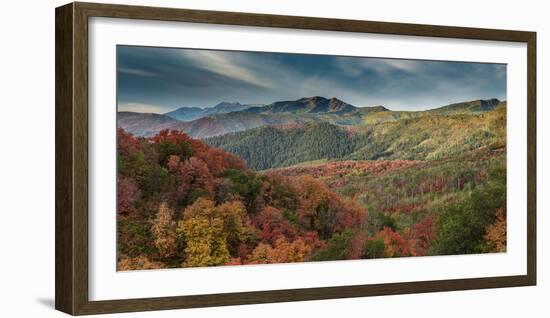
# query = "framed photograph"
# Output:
<box><xmin>55</xmin><ymin>2</ymin><xmax>536</xmax><ymax>315</ymax></box>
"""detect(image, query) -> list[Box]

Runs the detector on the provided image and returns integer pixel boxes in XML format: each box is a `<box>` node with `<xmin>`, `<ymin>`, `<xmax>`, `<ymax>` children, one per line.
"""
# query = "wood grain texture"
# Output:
<box><xmin>73</xmin><ymin>2</ymin><xmax>90</xmax><ymax>313</ymax></box>
<box><xmin>75</xmin><ymin>1</ymin><xmax>533</xmax><ymax>42</ymax></box>
<box><xmin>55</xmin><ymin>2</ymin><xmax>75</xmax><ymax>314</ymax></box>
<box><xmin>74</xmin><ymin>276</ymin><xmax>534</xmax><ymax>315</ymax></box>
<box><xmin>526</xmin><ymin>32</ymin><xmax>537</xmax><ymax>286</ymax></box>
<box><xmin>55</xmin><ymin>2</ymin><xmax>537</xmax><ymax>315</ymax></box>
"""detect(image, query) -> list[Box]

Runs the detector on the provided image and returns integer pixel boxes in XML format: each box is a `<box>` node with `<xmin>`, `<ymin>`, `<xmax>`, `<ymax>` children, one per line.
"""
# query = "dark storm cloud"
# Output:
<box><xmin>117</xmin><ymin>45</ymin><xmax>506</xmax><ymax>113</ymax></box>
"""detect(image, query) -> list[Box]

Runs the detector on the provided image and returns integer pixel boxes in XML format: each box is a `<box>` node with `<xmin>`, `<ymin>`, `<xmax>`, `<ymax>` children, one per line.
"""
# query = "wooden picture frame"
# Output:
<box><xmin>55</xmin><ymin>2</ymin><xmax>536</xmax><ymax>315</ymax></box>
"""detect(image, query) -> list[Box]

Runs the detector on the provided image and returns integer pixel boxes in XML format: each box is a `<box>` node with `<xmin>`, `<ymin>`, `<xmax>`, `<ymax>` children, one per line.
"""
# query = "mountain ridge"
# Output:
<box><xmin>206</xmin><ymin>105</ymin><xmax>506</xmax><ymax>170</ymax></box>
<box><xmin>118</xmin><ymin>97</ymin><xmax>505</xmax><ymax>138</ymax></box>
<box><xmin>426</xmin><ymin>98</ymin><xmax>502</xmax><ymax>115</ymax></box>
<box><xmin>244</xmin><ymin>96</ymin><xmax>358</xmax><ymax>114</ymax></box>
<box><xmin>164</xmin><ymin>101</ymin><xmax>257</xmax><ymax>121</ymax></box>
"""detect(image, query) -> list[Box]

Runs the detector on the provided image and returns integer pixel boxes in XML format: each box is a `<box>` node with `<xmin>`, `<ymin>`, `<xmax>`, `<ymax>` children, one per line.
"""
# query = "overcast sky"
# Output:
<box><xmin>117</xmin><ymin>45</ymin><xmax>506</xmax><ymax>113</ymax></box>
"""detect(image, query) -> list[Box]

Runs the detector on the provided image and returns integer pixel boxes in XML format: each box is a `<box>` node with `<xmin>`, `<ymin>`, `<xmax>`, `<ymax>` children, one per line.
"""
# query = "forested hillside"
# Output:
<box><xmin>207</xmin><ymin>122</ymin><xmax>363</xmax><ymax>170</ymax></box>
<box><xmin>274</xmin><ymin>148</ymin><xmax>506</xmax><ymax>256</ymax></box>
<box><xmin>117</xmin><ymin>129</ymin><xmax>364</xmax><ymax>269</ymax></box>
<box><xmin>206</xmin><ymin>104</ymin><xmax>506</xmax><ymax>170</ymax></box>
<box><xmin>117</xmin><ymin>121</ymin><xmax>506</xmax><ymax>270</ymax></box>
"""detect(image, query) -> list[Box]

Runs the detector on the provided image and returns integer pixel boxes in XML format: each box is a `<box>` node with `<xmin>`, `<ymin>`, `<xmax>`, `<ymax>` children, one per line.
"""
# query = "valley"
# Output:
<box><xmin>116</xmin><ymin>95</ymin><xmax>507</xmax><ymax>269</ymax></box>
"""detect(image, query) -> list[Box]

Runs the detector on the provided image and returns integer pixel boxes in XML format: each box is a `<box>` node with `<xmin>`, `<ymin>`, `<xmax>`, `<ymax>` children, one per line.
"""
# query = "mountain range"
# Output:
<box><xmin>118</xmin><ymin>96</ymin><xmax>504</xmax><ymax>139</ymax></box>
<box><xmin>163</xmin><ymin>102</ymin><xmax>259</xmax><ymax>121</ymax></box>
<box><xmin>206</xmin><ymin>104</ymin><xmax>506</xmax><ymax>170</ymax></box>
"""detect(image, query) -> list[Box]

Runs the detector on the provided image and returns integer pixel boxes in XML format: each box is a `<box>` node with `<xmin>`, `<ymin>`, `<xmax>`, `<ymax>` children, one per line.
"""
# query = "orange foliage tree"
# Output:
<box><xmin>410</xmin><ymin>214</ymin><xmax>435</xmax><ymax>256</ymax></box>
<box><xmin>151</xmin><ymin>202</ymin><xmax>177</xmax><ymax>258</ymax></box>
<box><xmin>485</xmin><ymin>208</ymin><xmax>506</xmax><ymax>252</ymax></box>
<box><xmin>247</xmin><ymin>237</ymin><xmax>312</xmax><ymax>264</ymax></box>
<box><xmin>293</xmin><ymin>175</ymin><xmax>364</xmax><ymax>240</ymax></box>
<box><xmin>254</xmin><ymin>206</ymin><xmax>298</xmax><ymax>244</ymax></box>
<box><xmin>117</xmin><ymin>176</ymin><xmax>140</xmax><ymax>216</ymax></box>
<box><xmin>117</xmin><ymin>255</ymin><xmax>166</xmax><ymax>271</ymax></box>
<box><xmin>372</xmin><ymin>227</ymin><xmax>413</xmax><ymax>257</ymax></box>
<box><xmin>176</xmin><ymin>157</ymin><xmax>215</xmax><ymax>204</ymax></box>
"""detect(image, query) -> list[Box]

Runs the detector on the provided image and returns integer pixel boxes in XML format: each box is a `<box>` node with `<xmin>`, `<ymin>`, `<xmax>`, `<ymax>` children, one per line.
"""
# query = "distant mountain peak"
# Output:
<box><xmin>460</xmin><ymin>98</ymin><xmax>501</xmax><ymax>107</ymax></box>
<box><xmin>368</xmin><ymin>105</ymin><xmax>390</xmax><ymax>112</ymax></box>
<box><xmin>477</xmin><ymin>97</ymin><xmax>500</xmax><ymax>103</ymax></box>
<box><xmin>172</xmin><ymin>106</ymin><xmax>203</xmax><ymax>111</ymax></box>
<box><xmin>326</xmin><ymin>97</ymin><xmax>356</xmax><ymax>112</ymax></box>
<box><xmin>164</xmin><ymin>101</ymin><xmax>253</xmax><ymax>121</ymax></box>
<box><xmin>260</xmin><ymin>96</ymin><xmax>357</xmax><ymax>114</ymax></box>
<box><xmin>163</xmin><ymin>107</ymin><xmax>205</xmax><ymax>121</ymax></box>
<box><xmin>430</xmin><ymin>98</ymin><xmax>502</xmax><ymax>115</ymax></box>
<box><xmin>213</xmin><ymin>101</ymin><xmax>243</xmax><ymax>108</ymax></box>
<box><xmin>300</xmin><ymin>96</ymin><xmax>328</xmax><ymax>101</ymax></box>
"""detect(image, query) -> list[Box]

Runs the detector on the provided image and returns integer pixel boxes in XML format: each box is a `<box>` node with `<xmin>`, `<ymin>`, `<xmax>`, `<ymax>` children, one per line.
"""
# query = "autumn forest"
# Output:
<box><xmin>116</xmin><ymin>46</ymin><xmax>507</xmax><ymax>271</ymax></box>
<box><xmin>117</xmin><ymin>98</ymin><xmax>506</xmax><ymax>270</ymax></box>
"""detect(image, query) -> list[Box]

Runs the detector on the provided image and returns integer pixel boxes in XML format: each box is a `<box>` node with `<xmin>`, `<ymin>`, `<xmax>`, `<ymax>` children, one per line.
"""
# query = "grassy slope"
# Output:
<box><xmin>351</xmin><ymin>103</ymin><xmax>506</xmax><ymax>160</ymax></box>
